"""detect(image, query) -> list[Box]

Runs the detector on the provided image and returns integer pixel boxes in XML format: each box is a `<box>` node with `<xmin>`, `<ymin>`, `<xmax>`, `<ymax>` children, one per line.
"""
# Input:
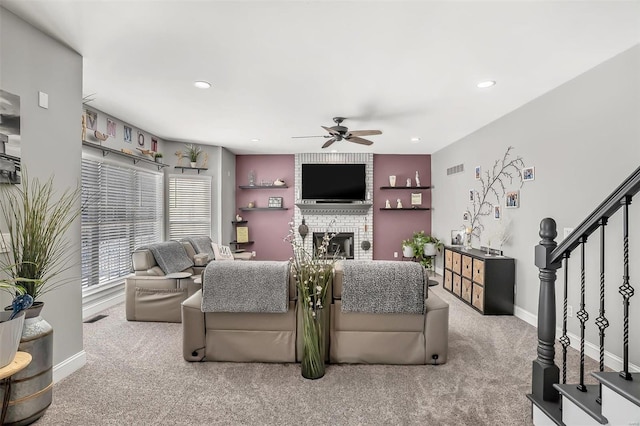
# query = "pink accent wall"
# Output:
<box><xmin>235</xmin><ymin>155</ymin><xmax>295</xmax><ymax>261</ymax></box>
<box><xmin>373</xmin><ymin>154</ymin><xmax>432</xmax><ymax>260</ymax></box>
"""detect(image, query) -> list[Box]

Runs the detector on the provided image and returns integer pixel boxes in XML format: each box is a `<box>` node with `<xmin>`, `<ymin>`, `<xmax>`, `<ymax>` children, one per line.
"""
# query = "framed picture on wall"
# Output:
<box><xmin>475</xmin><ymin>166</ymin><xmax>481</xmax><ymax>180</ymax></box>
<box><xmin>124</xmin><ymin>126</ymin><xmax>132</xmax><ymax>143</ymax></box>
<box><xmin>505</xmin><ymin>190</ymin><xmax>519</xmax><ymax>208</ymax></box>
<box><xmin>151</xmin><ymin>138</ymin><xmax>158</xmax><ymax>152</ymax></box>
<box><xmin>85</xmin><ymin>110</ymin><xmax>97</xmax><ymax>130</ymax></box>
<box><xmin>411</xmin><ymin>192</ymin><xmax>422</xmax><ymax>205</ymax></box>
<box><xmin>268</xmin><ymin>197</ymin><xmax>283</xmax><ymax>208</ymax></box>
<box><xmin>106</xmin><ymin>118</ymin><xmax>116</xmax><ymax>137</ymax></box>
<box><xmin>523</xmin><ymin>166</ymin><xmax>535</xmax><ymax>181</ymax></box>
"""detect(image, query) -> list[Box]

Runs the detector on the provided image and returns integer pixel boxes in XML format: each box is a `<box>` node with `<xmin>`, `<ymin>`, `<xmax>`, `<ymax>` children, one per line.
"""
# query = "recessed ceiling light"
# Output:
<box><xmin>251</xmin><ymin>138</ymin><xmax>260</xmax><ymax>142</ymax></box>
<box><xmin>410</xmin><ymin>137</ymin><xmax>421</xmax><ymax>143</ymax></box>
<box><xmin>477</xmin><ymin>80</ymin><xmax>496</xmax><ymax>89</ymax></box>
<box><xmin>194</xmin><ymin>80</ymin><xmax>211</xmax><ymax>89</ymax></box>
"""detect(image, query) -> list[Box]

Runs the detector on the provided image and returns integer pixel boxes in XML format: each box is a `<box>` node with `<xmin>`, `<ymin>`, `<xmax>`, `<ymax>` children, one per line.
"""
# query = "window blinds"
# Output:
<box><xmin>168</xmin><ymin>174</ymin><xmax>212</xmax><ymax>240</ymax></box>
<box><xmin>81</xmin><ymin>158</ymin><xmax>163</xmax><ymax>289</ymax></box>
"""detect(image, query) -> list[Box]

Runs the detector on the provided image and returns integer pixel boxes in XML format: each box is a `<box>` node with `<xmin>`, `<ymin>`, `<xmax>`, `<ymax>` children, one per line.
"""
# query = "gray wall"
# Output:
<box><xmin>433</xmin><ymin>44</ymin><xmax>640</xmax><ymax>367</ymax></box>
<box><xmin>219</xmin><ymin>147</ymin><xmax>237</xmax><ymax>246</ymax></box>
<box><xmin>0</xmin><ymin>8</ymin><xmax>84</xmax><ymax>366</ymax></box>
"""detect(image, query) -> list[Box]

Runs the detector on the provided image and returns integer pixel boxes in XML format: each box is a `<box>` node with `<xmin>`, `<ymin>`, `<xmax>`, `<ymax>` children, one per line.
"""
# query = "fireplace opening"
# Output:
<box><xmin>313</xmin><ymin>232</ymin><xmax>354</xmax><ymax>259</ymax></box>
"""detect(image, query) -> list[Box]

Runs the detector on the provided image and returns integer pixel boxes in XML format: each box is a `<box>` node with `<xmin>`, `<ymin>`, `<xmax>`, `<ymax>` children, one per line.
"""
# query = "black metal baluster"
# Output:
<box><xmin>619</xmin><ymin>196</ymin><xmax>634</xmax><ymax>381</ymax></box>
<box><xmin>595</xmin><ymin>218</ymin><xmax>609</xmax><ymax>404</ymax></box>
<box><xmin>576</xmin><ymin>236</ymin><xmax>589</xmax><ymax>392</ymax></box>
<box><xmin>559</xmin><ymin>253</ymin><xmax>571</xmax><ymax>385</ymax></box>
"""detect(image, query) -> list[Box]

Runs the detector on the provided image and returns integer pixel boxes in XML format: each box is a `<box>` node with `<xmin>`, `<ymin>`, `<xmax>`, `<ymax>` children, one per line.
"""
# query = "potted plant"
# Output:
<box><xmin>401</xmin><ymin>238</ymin><xmax>414</xmax><ymax>258</ymax></box>
<box><xmin>0</xmin><ymin>171</ymin><xmax>81</xmax><ymax>422</ymax></box>
<box><xmin>410</xmin><ymin>231</ymin><xmax>443</xmax><ymax>268</ymax></box>
<box><xmin>154</xmin><ymin>152</ymin><xmax>163</xmax><ymax>163</ymax></box>
<box><xmin>183</xmin><ymin>144</ymin><xmax>201</xmax><ymax>168</ymax></box>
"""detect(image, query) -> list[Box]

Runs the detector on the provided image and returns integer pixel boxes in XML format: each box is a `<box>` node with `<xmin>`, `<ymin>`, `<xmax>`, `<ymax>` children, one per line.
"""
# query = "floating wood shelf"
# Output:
<box><xmin>174</xmin><ymin>166</ymin><xmax>208</xmax><ymax>174</ymax></box>
<box><xmin>238</xmin><ymin>207</ymin><xmax>289</xmax><ymax>211</ymax></box>
<box><xmin>379</xmin><ymin>207</ymin><xmax>430</xmax><ymax>211</ymax></box>
<box><xmin>82</xmin><ymin>140</ymin><xmax>169</xmax><ymax>170</ymax></box>
<box><xmin>230</xmin><ymin>240</ymin><xmax>255</xmax><ymax>245</ymax></box>
<box><xmin>238</xmin><ymin>185</ymin><xmax>289</xmax><ymax>189</ymax></box>
<box><xmin>231</xmin><ymin>220</ymin><xmax>248</xmax><ymax>224</ymax></box>
<box><xmin>379</xmin><ymin>186</ymin><xmax>431</xmax><ymax>190</ymax></box>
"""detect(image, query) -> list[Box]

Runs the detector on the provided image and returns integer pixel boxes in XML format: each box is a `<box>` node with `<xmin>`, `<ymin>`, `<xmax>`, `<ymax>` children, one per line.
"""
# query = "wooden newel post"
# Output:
<box><xmin>532</xmin><ymin>218</ymin><xmax>562</xmax><ymax>401</ymax></box>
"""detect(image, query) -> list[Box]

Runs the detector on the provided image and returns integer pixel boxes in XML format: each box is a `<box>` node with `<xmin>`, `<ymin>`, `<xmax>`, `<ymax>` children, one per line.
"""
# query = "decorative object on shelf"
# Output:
<box><xmin>505</xmin><ymin>190</ymin><xmax>519</xmax><ymax>208</ymax></box>
<box><xmin>137</xmin><ymin>132</ymin><xmax>145</xmax><ymax>147</ymax></box>
<box><xmin>136</xmin><ymin>148</ymin><xmax>155</xmax><ymax>159</ymax></box>
<box><xmin>406</xmin><ymin>178</ymin><xmax>411</xmax><ymax>187</ymax></box>
<box><xmin>85</xmin><ymin>109</ymin><xmax>97</xmax><ymax>130</ymax></box>
<box><xmin>247</xmin><ymin>201</ymin><xmax>255</xmax><ymax>208</ymax></box>
<box><xmin>522</xmin><ymin>166</ymin><xmax>535</xmax><ymax>181</ymax></box>
<box><xmin>385</xmin><ymin>199</ymin><xmax>391</xmax><ymax>208</ymax></box>
<box><xmin>94</xmin><ymin>130</ymin><xmax>109</xmax><ymax>143</ymax></box>
<box><xmin>201</xmin><ymin>152</ymin><xmax>209</xmax><ymax>168</ymax></box>
<box><xmin>183</xmin><ymin>143</ymin><xmax>201</xmax><ymax>168</ymax></box>
<box><xmin>411</xmin><ymin>193</ymin><xmax>422</xmax><ymax>206</ymax></box>
<box><xmin>0</xmin><ymin>170</ymin><xmax>81</xmax><ymax>423</ymax></box>
<box><xmin>154</xmin><ymin>152</ymin><xmax>163</xmax><ymax>163</ymax></box>
<box><xmin>286</xmin><ymin>220</ymin><xmax>337</xmax><ymax>379</ymax></box>
<box><xmin>175</xmin><ymin>150</ymin><xmax>185</xmax><ymax>166</ymax></box>
<box><xmin>464</xmin><ymin>227</ymin><xmax>472</xmax><ymax>250</ymax></box>
<box><xmin>236</xmin><ymin>226</ymin><xmax>249</xmax><ymax>243</ymax></box>
<box><xmin>260</xmin><ymin>179</ymin><xmax>273</xmax><ymax>186</ymax></box>
<box><xmin>248</xmin><ymin>170</ymin><xmax>256</xmax><ymax>186</ymax></box>
<box><xmin>106</xmin><ymin>118</ymin><xmax>116</xmax><ymax>137</ymax></box>
<box><xmin>298</xmin><ymin>218</ymin><xmax>309</xmax><ymax>241</ymax></box>
<box><xmin>273</xmin><ymin>178</ymin><xmax>286</xmax><ymax>186</ymax></box>
<box><xmin>124</xmin><ymin>125</ymin><xmax>132</xmax><ymax>143</ymax></box>
<box><xmin>235</xmin><ymin>214</ymin><xmax>243</xmax><ymax>222</ymax></box>
<box><xmin>268</xmin><ymin>196</ymin><xmax>283</xmax><ymax>208</ymax></box>
<box><xmin>121</xmin><ymin>148</ymin><xmax>134</xmax><ymax>155</ymax></box>
<box><xmin>396</xmin><ymin>199</ymin><xmax>403</xmax><ymax>208</ymax></box>
<box><xmin>465</xmin><ymin>146</ymin><xmax>524</xmax><ymax>244</ymax></box>
<box><xmin>81</xmin><ymin>114</ymin><xmax>86</xmax><ymax>141</ymax></box>
<box><xmin>389</xmin><ymin>175</ymin><xmax>396</xmax><ymax>187</ymax></box>
<box><xmin>451</xmin><ymin>229</ymin><xmax>465</xmax><ymax>246</ymax></box>
<box><xmin>415</xmin><ymin>171</ymin><xmax>421</xmax><ymax>187</ymax></box>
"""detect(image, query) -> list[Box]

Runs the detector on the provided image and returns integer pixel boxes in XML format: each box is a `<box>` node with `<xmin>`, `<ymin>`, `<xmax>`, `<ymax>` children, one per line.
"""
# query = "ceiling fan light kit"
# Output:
<box><xmin>294</xmin><ymin>117</ymin><xmax>382</xmax><ymax>149</ymax></box>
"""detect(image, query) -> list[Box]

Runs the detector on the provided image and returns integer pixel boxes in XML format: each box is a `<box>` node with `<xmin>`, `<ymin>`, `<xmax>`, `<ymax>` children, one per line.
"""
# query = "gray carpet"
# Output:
<box><xmin>34</xmin><ymin>280</ymin><xmax>599</xmax><ymax>425</ymax></box>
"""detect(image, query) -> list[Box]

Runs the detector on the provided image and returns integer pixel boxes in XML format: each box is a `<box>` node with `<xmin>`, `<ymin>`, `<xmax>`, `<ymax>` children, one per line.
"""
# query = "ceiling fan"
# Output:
<box><xmin>293</xmin><ymin>117</ymin><xmax>382</xmax><ymax>149</ymax></box>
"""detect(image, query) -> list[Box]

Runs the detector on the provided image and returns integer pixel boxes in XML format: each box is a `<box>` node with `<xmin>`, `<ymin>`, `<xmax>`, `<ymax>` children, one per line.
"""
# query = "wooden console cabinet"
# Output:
<box><xmin>443</xmin><ymin>246</ymin><xmax>515</xmax><ymax>315</ymax></box>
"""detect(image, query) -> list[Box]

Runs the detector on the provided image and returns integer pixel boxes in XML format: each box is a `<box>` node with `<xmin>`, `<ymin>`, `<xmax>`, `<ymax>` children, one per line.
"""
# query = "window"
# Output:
<box><xmin>168</xmin><ymin>174</ymin><xmax>212</xmax><ymax>240</ymax></box>
<box><xmin>81</xmin><ymin>158</ymin><xmax>163</xmax><ymax>289</ymax></box>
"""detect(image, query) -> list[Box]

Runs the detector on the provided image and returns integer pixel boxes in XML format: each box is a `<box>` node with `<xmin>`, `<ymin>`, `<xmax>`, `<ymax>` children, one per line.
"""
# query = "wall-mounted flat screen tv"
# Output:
<box><xmin>301</xmin><ymin>163</ymin><xmax>366</xmax><ymax>202</ymax></box>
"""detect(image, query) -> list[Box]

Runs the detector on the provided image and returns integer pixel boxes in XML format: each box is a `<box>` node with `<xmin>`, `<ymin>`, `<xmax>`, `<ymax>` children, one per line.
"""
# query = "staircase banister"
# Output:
<box><xmin>550</xmin><ymin>165</ymin><xmax>640</xmax><ymax>264</ymax></box>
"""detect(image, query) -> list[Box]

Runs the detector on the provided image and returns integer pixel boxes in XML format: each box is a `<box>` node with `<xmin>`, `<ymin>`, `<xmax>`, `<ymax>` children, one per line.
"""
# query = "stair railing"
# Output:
<box><xmin>529</xmin><ymin>165</ymin><xmax>640</xmax><ymax>408</ymax></box>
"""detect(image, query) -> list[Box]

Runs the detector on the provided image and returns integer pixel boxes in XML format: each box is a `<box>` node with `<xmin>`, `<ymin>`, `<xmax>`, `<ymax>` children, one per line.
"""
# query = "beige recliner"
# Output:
<box><xmin>125</xmin><ymin>241</ymin><xmax>205</xmax><ymax>323</ymax></box>
<box><xmin>330</xmin><ymin>261</ymin><xmax>449</xmax><ymax>365</ymax></box>
<box><xmin>182</xmin><ymin>261</ymin><xmax>298</xmax><ymax>363</ymax></box>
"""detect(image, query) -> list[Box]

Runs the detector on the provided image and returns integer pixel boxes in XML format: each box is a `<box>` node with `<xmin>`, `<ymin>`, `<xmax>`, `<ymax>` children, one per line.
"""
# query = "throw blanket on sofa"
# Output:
<box><xmin>143</xmin><ymin>241</ymin><xmax>193</xmax><ymax>275</ymax></box>
<box><xmin>202</xmin><ymin>261</ymin><xmax>289</xmax><ymax>313</ymax></box>
<box><xmin>183</xmin><ymin>235</ymin><xmax>215</xmax><ymax>257</ymax></box>
<box><xmin>341</xmin><ymin>261</ymin><xmax>425</xmax><ymax>314</ymax></box>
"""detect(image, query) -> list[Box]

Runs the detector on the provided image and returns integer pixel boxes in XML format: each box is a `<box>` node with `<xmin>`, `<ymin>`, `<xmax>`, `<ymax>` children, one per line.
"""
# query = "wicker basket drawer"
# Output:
<box><xmin>444</xmin><ymin>269</ymin><xmax>453</xmax><ymax>291</ymax></box>
<box><xmin>452</xmin><ymin>273</ymin><xmax>461</xmax><ymax>296</ymax></box>
<box><xmin>452</xmin><ymin>252</ymin><xmax>462</xmax><ymax>274</ymax></box>
<box><xmin>462</xmin><ymin>255</ymin><xmax>473</xmax><ymax>279</ymax></box>
<box><xmin>472</xmin><ymin>283</ymin><xmax>484</xmax><ymax>312</ymax></box>
<box><xmin>461</xmin><ymin>278</ymin><xmax>472</xmax><ymax>302</ymax></box>
<box><xmin>445</xmin><ymin>250</ymin><xmax>452</xmax><ymax>269</ymax></box>
<box><xmin>473</xmin><ymin>258</ymin><xmax>485</xmax><ymax>285</ymax></box>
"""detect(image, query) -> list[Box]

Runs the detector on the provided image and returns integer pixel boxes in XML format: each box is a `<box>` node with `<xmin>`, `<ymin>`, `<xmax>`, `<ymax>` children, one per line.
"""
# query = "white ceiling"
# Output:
<box><xmin>3</xmin><ymin>1</ymin><xmax>640</xmax><ymax>155</ymax></box>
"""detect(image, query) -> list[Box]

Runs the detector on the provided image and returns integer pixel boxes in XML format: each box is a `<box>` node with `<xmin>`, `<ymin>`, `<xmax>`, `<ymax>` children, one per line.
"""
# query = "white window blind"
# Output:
<box><xmin>168</xmin><ymin>174</ymin><xmax>212</xmax><ymax>240</ymax></box>
<box><xmin>81</xmin><ymin>158</ymin><xmax>163</xmax><ymax>289</ymax></box>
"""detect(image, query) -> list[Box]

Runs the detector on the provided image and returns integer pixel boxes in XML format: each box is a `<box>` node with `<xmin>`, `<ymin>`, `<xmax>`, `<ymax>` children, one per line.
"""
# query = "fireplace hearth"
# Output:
<box><xmin>313</xmin><ymin>232</ymin><xmax>354</xmax><ymax>259</ymax></box>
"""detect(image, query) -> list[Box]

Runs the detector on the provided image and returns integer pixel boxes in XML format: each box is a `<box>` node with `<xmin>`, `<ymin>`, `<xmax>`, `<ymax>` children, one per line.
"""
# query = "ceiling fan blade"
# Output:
<box><xmin>347</xmin><ymin>130</ymin><xmax>382</xmax><ymax>137</ymax></box>
<box><xmin>292</xmin><ymin>135</ymin><xmax>329</xmax><ymax>139</ymax></box>
<box><xmin>322</xmin><ymin>138</ymin><xmax>337</xmax><ymax>149</ymax></box>
<box><xmin>321</xmin><ymin>125</ymin><xmax>341</xmax><ymax>136</ymax></box>
<box><xmin>347</xmin><ymin>136</ymin><xmax>374</xmax><ymax>146</ymax></box>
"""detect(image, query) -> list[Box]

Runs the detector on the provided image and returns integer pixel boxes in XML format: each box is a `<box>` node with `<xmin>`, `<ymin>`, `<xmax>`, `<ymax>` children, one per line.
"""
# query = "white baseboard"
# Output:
<box><xmin>514</xmin><ymin>306</ymin><xmax>639</xmax><ymax>373</ymax></box>
<box><xmin>53</xmin><ymin>350</ymin><xmax>86</xmax><ymax>383</ymax></box>
<box><xmin>82</xmin><ymin>293</ymin><xmax>124</xmax><ymax>320</ymax></box>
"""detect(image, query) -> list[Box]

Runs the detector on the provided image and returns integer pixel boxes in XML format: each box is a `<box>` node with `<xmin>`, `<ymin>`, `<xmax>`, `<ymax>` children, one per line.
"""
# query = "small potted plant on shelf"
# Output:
<box><xmin>401</xmin><ymin>238</ymin><xmax>414</xmax><ymax>258</ymax></box>
<box><xmin>183</xmin><ymin>144</ymin><xmax>201</xmax><ymax>168</ymax></box>
<box><xmin>154</xmin><ymin>152</ymin><xmax>163</xmax><ymax>163</ymax></box>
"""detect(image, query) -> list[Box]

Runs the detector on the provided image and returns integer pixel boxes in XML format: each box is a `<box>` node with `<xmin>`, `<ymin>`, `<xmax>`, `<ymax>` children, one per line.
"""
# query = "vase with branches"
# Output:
<box><xmin>464</xmin><ymin>146</ymin><xmax>524</xmax><ymax>247</ymax></box>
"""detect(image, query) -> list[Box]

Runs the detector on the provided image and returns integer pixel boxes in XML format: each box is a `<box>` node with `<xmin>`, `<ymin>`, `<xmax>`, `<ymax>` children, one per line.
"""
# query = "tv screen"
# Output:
<box><xmin>302</xmin><ymin>163</ymin><xmax>366</xmax><ymax>201</ymax></box>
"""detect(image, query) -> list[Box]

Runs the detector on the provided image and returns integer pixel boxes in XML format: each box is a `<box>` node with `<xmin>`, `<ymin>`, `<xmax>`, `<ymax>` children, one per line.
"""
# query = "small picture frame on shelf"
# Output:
<box><xmin>268</xmin><ymin>196</ymin><xmax>283</xmax><ymax>208</ymax></box>
<box><xmin>451</xmin><ymin>230</ymin><xmax>465</xmax><ymax>246</ymax></box>
<box><xmin>411</xmin><ymin>192</ymin><xmax>422</xmax><ymax>205</ymax></box>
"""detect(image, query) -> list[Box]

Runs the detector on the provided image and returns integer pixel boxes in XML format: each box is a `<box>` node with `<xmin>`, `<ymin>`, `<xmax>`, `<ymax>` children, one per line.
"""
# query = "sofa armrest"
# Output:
<box><xmin>424</xmin><ymin>290</ymin><xmax>449</xmax><ymax>365</ymax></box>
<box><xmin>182</xmin><ymin>290</ymin><xmax>206</xmax><ymax>361</ymax></box>
<box><xmin>125</xmin><ymin>275</ymin><xmax>181</xmax><ymax>320</ymax></box>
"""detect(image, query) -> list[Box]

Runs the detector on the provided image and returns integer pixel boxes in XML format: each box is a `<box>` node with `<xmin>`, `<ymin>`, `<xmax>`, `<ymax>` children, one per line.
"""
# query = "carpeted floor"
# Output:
<box><xmin>34</xmin><ymin>280</ymin><xmax>597</xmax><ymax>425</ymax></box>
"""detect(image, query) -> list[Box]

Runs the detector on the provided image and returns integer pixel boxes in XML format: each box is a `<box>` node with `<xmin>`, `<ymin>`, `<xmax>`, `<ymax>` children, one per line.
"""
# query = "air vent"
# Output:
<box><xmin>447</xmin><ymin>164</ymin><xmax>464</xmax><ymax>175</ymax></box>
<box><xmin>83</xmin><ymin>314</ymin><xmax>108</xmax><ymax>323</ymax></box>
